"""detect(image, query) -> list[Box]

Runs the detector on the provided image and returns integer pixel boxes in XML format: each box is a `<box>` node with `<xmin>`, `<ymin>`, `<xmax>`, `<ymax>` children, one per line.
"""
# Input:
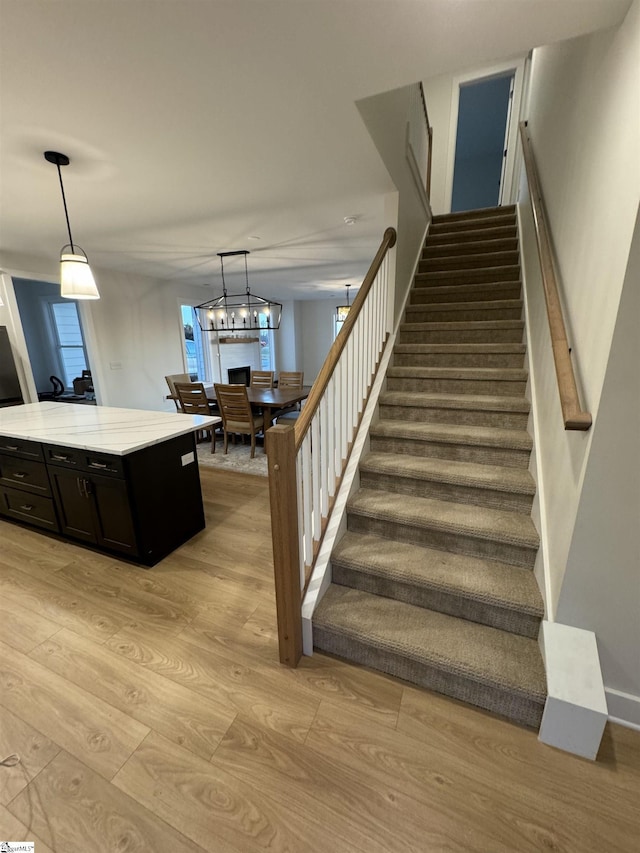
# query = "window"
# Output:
<box><xmin>334</xmin><ymin>305</ymin><xmax>350</xmax><ymax>339</ymax></box>
<box><xmin>49</xmin><ymin>301</ymin><xmax>89</xmax><ymax>388</ymax></box>
<box><xmin>258</xmin><ymin>315</ymin><xmax>274</xmax><ymax>371</ymax></box>
<box><xmin>180</xmin><ymin>305</ymin><xmax>209</xmax><ymax>381</ymax></box>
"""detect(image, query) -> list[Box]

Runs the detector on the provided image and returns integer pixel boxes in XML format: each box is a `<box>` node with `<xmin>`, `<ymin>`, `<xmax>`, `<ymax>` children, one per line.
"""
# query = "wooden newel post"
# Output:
<box><xmin>266</xmin><ymin>424</ymin><xmax>303</xmax><ymax>667</ymax></box>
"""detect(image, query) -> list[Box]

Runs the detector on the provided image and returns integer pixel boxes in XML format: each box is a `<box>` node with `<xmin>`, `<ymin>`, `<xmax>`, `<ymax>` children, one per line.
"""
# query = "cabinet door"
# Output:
<box><xmin>49</xmin><ymin>467</ymin><xmax>96</xmax><ymax>544</ymax></box>
<box><xmin>86</xmin><ymin>473</ymin><xmax>137</xmax><ymax>556</ymax></box>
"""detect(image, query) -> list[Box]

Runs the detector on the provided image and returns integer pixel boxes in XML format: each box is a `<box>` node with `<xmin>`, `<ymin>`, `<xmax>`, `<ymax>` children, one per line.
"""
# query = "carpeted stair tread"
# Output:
<box><xmin>360</xmin><ymin>452</ymin><xmax>535</xmax><ymax>495</ymax></box>
<box><xmin>371</xmin><ymin>419</ymin><xmax>532</xmax><ymax>451</ymax></box>
<box><xmin>428</xmin><ymin>225</ymin><xmax>517</xmax><ymax>245</ymax></box>
<box><xmin>416</xmin><ymin>265</ymin><xmax>521</xmax><ymax>283</ymax></box>
<box><xmin>378</xmin><ymin>391</ymin><xmax>530</xmax><ymax>414</ymax></box>
<box><xmin>400</xmin><ymin>319</ymin><xmax>524</xmax><ymax>332</ymax></box>
<box><xmin>410</xmin><ymin>281</ymin><xmax>521</xmax><ymax>302</ymax></box>
<box><xmin>394</xmin><ymin>343</ymin><xmax>525</xmax><ymax>355</ymax></box>
<box><xmin>406</xmin><ymin>298</ymin><xmax>523</xmax><ymax>313</ymax></box>
<box><xmin>386</xmin><ymin>365</ymin><xmax>528</xmax><ymax>382</ymax></box>
<box><xmin>332</xmin><ymin>531</ymin><xmax>544</xmax><ymax>616</ymax></box>
<box><xmin>432</xmin><ymin>205</ymin><xmax>514</xmax><ymax>221</ymax></box>
<box><xmin>348</xmin><ymin>489</ymin><xmax>540</xmax><ymax>549</ymax></box>
<box><xmin>423</xmin><ymin>237</ymin><xmax>519</xmax><ymax>256</ymax></box>
<box><xmin>313</xmin><ymin>584</ymin><xmax>547</xmax><ymax>702</ymax></box>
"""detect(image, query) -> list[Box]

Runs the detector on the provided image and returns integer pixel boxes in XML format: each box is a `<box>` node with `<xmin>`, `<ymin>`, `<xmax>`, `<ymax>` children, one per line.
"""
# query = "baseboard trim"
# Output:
<box><xmin>606</xmin><ymin>687</ymin><xmax>640</xmax><ymax>730</ymax></box>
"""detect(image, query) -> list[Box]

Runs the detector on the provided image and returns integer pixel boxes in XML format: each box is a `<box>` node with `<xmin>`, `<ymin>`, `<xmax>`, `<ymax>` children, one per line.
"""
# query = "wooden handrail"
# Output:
<box><xmin>519</xmin><ymin>122</ymin><xmax>592</xmax><ymax>431</ymax></box>
<box><xmin>293</xmin><ymin>227</ymin><xmax>397</xmax><ymax>449</ymax></box>
<box><xmin>419</xmin><ymin>82</ymin><xmax>433</xmax><ymax>198</ymax></box>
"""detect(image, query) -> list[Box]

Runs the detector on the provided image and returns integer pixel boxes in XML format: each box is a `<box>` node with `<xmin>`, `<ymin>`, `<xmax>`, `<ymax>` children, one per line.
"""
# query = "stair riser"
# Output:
<box><xmin>313</xmin><ymin>626</ymin><xmax>543</xmax><ymax>728</ymax></box>
<box><xmin>421</xmin><ymin>252</ymin><xmax>519</xmax><ymax>271</ymax></box>
<box><xmin>430</xmin><ymin>216</ymin><xmax>516</xmax><ymax>235</ymax></box>
<box><xmin>399</xmin><ymin>328</ymin><xmax>524</xmax><ymax>344</ymax></box>
<box><xmin>347</xmin><ymin>512</ymin><xmax>537</xmax><ymax>568</ymax></box>
<box><xmin>359</xmin><ymin>470</ymin><xmax>534</xmax><ymax>513</ymax></box>
<box><xmin>378</xmin><ymin>405</ymin><xmax>529</xmax><ymax>430</ymax></box>
<box><xmin>386</xmin><ymin>376</ymin><xmax>527</xmax><ymax>396</ymax></box>
<box><xmin>410</xmin><ymin>285</ymin><xmax>521</xmax><ymax>304</ymax></box>
<box><xmin>423</xmin><ymin>239</ymin><xmax>519</xmax><ymax>257</ymax></box>
<box><xmin>369</xmin><ymin>434</ymin><xmax>531</xmax><ymax>469</ymax></box>
<box><xmin>416</xmin><ymin>267</ymin><xmax>520</xmax><ymax>285</ymax></box>
<box><xmin>406</xmin><ymin>306</ymin><xmax>522</xmax><ymax>323</ymax></box>
<box><xmin>393</xmin><ymin>352</ymin><xmax>525</xmax><ymax>368</ymax></box>
<box><xmin>331</xmin><ymin>565</ymin><xmax>540</xmax><ymax>638</ymax></box>
<box><xmin>428</xmin><ymin>226</ymin><xmax>517</xmax><ymax>246</ymax></box>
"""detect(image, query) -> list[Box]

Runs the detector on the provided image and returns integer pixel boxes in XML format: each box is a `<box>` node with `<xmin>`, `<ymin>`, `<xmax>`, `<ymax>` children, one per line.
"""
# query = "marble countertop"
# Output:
<box><xmin>0</xmin><ymin>402</ymin><xmax>221</xmax><ymax>455</ymax></box>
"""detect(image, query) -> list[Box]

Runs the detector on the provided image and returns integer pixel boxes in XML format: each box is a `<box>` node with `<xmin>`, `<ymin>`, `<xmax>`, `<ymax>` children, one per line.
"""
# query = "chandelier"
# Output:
<box><xmin>196</xmin><ymin>250</ymin><xmax>282</xmax><ymax>332</ymax></box>
<box><xmin>336</xmin><ymin>283</ymin><xmax>352</xmax><ymax>323</ymax></box>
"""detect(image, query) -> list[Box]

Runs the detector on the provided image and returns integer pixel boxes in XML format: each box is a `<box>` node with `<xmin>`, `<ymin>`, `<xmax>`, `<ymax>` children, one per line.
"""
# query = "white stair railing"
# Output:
<box><xmin>267</xmin><ymin>227</ymin><xmax>397</xmax><ymax>666</ymax></box>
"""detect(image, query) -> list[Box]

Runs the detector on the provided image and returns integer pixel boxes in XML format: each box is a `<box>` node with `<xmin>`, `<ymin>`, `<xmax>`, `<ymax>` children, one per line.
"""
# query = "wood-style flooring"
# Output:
<box><xmin>0</xmin><ymin>467</ymin><xmax>638</xmax><ymax>852</ymax></box>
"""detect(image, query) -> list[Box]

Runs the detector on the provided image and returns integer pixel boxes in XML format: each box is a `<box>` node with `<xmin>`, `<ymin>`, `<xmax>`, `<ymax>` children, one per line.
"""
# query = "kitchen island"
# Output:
<box><xmin>0</xmin><ymin>402</ymin><xmax>220</xmax><ymax>566</ymax></box>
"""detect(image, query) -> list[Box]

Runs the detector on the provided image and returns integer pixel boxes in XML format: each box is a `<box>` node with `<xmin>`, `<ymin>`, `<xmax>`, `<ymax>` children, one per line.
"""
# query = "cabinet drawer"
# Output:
<box><xmin>0</xmin><ymin>486</ymin><xmax>59</xmax><ymax>532</ymax></box>
<box><xmin>45</xmin><ymin>445</ymin><xmax>124</xmax><ymax>478</ymax></box>
<box><xmin>0</xmin><ymin>454</ymin><xmax>51</xmax><ymax>496</ymax></box>
<box><xmin>0</xmin><ymin>437</ymin><xmax>43</xmax><ymax>460</ymax></box>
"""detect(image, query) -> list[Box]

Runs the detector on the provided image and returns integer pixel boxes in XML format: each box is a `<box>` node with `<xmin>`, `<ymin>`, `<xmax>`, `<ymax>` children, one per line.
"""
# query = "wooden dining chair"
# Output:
<box><xmin>274</xmin><ymin>370</ymin><xmax>305</xmax><ymax>421</ymax></box>
<box><xmin>278</xmin><ymin>371</ymin><xmax>304</xmax><ymax>389</ymax></box>
<box><xmin>165</xmin><ymin>373</ymin><xmax>191</xmax><ymax>411</ymax></box>
<box><xmin>250</xmin><ymin>370</ymin><xmax>275</xmax><ymax>389</ymax></box>
<box><xmin>175</xmin><ymin>382</ymin><xmax>217</xmax><ymax>453</ymax></box>
<box><xmin>214</xmin><ymin>383</ymin><xmax>265</xmax><ymax>458</ymax></box>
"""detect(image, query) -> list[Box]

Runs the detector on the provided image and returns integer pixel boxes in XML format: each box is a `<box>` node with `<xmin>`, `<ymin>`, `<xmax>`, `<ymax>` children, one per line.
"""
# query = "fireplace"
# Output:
<box><xmin>228</xmin><ymin>365</ymin><xmax>251</xmax><ymax>386</ymax></box>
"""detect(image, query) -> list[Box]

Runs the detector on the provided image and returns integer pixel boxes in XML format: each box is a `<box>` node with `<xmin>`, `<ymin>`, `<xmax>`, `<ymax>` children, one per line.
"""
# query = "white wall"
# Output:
<box><xmin>555</xmin><ymin>210</ymin><xmax>640</xmax><ymax>708</ymax></box>
<box><xmin>357</xmin><ymin>85</ymin><xmax>430</xmax><ymax>320</ymax></box>
<box><xmin>519</xmin><ymin>0</ymin><xmax>640</xmax><ymax>612</ymax></box>
<box><xmin>300</xmin><ymin>299</ymin><xmax>337</xmax><ymax>383</ymax></box>
<box><xmin>422</xmin><ymin>73</ymin><xmax>456</xmax><ymax>215</ymax></box>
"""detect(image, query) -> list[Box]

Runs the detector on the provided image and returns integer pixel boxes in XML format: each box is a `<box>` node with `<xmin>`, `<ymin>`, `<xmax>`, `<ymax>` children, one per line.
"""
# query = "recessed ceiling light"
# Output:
<box><xmin>343</xmin><ymin>216</ymin><xmax>358</xmax><ymax>226</ymax></box>
<box><xmin>248</xmin><ymin>235</ymin><xmax>261</xmax><ymax>241</ymax></box>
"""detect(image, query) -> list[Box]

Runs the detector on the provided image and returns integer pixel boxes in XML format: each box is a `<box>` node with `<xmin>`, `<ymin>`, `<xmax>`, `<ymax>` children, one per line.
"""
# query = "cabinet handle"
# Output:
<box><xmin>76</xmin><ymin>477</ymin><xmax>84</xmax><ymax>497</ymax></box>
<box><xmin>19</xmin><ymin>504</ymin><xmax>34</xmax><ymax>512</ymax></box>
<box><xmin>12</xmin><ymin>472</ymin><xmax>26</xmax><ymax>479</ymax></box>
<box><xmin>89</xmin><ymin>461</ymin><xmax>108</xmax><ymax>469</ymax></box>
<box><xmin>51</xmin><ymin>454</ymin><xmax>71</xmax><ymax>462</ymax></box>
<box><xmin>3</xmin><ymin>445</ymin><xmax>19</xmax><ymax>451</ymax></box>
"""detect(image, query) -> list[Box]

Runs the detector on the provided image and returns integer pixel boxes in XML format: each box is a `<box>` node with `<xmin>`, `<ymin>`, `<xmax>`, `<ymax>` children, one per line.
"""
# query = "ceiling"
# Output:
<box><xmin>0</xmin><ymin>0</ymin><xmax>630</xmax><ymax>301</ymax></box>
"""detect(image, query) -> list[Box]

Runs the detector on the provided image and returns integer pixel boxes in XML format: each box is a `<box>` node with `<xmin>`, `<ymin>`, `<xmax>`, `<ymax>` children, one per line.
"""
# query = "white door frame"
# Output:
<box><xmin>444</xmin><ymin>57</ymin><xmax>527</xmax><ymax>213</ymax></box>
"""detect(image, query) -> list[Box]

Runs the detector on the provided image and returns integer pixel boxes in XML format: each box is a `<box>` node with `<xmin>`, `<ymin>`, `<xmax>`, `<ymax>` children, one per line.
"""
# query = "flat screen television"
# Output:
<box><xmin>228</xmin><ymin>365</ymin><xmax>251</xmax><ymax>386</ymax></box>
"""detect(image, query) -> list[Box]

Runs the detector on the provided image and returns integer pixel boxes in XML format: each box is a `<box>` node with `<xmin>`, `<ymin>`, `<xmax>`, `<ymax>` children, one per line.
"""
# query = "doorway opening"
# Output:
<box><xmin>450</xmin><ymin>72</ymin><xmax>515</xmax><ymax>212</ymax></box>
<box><xmin>12</xmin><ymin>278</ymin><xmax>94</xmax><ymax>401</ymax></box>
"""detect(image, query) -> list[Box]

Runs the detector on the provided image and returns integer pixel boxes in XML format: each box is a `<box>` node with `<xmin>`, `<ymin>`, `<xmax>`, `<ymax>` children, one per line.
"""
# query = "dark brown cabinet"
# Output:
<box><xmin>0</xmin><ymin>431</ymin><xmax>205</xmax><ymax>566</ymax></box>
<box><xmin>48</xmin><ymin>466</ymin><xmax>137</xmax><ymax>556</ymax></box>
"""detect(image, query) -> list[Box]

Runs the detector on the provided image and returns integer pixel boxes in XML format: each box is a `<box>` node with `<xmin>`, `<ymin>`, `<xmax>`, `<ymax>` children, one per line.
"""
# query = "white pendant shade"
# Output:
<box><xmin>60</xmin><ymin>252</ymin><xmax>100</xmax><ymax>299</ymax></box>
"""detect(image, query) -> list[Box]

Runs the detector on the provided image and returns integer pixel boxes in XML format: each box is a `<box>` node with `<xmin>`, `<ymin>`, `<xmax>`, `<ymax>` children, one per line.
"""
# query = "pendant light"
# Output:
<box><xmin>336</xmin><ymin>283</ymin><xmax>352</xmax><ymax>322</ymax></box>
<box><xmin>196</xmin><ymin>250</ymin><xmax>282</xmax><ymax>332</ymax></box>
<box><xmin>44</xmin><ymin>151</ymin><xmax>100</xmax><ymax>300</ymax></box>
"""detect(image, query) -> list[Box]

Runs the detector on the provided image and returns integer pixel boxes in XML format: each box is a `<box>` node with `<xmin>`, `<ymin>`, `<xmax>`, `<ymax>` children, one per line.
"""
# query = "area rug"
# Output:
<box><xmin>196</xmin><ymin>440</ymin><xmax>268</xmax><ymax>477</ymax></box>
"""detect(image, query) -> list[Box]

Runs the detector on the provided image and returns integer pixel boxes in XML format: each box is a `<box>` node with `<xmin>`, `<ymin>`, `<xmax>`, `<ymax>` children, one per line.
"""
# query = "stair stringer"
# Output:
<box><xmin>301</xmin><ymin>225</ymin><xmax>426</xmax><ymax>655</ymax></box>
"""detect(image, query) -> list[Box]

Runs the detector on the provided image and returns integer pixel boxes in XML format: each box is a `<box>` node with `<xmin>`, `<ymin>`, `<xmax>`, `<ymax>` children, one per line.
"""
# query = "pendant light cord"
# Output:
<box><xmin>55</xmin><ymin>160</ymin><xmax>75</xmax><ymax>252</ymax></box>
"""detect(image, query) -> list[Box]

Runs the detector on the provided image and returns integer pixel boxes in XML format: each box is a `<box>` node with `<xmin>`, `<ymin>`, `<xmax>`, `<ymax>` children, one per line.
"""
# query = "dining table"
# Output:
<box><xmin>168</xmin><ymin>384</ymin><xmax>312</xmax><ymax>426</ymax></box>
<box><xmin>207</xmin><ymin>384</ymin><xmax>312</xmax><ymax>425</ymax></box>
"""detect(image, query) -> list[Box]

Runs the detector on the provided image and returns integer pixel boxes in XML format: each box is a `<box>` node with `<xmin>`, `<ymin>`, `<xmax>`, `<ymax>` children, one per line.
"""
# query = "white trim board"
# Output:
<box><xmin>444</xmin><ymin>57</ymin><xmax>527</xmax><ymax>213</ymax></box>
<box><xmin>606</xmin><ymin>688</ymin><xmax>640</xmax><ymax>731</ymax></box>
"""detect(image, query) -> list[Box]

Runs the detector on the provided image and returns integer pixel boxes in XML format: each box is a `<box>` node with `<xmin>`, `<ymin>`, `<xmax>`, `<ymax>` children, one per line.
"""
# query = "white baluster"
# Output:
<box><xmin>327</xmin><ymin>375</ymin><xmax>336</xmax><ymax>499</ymax></box>
<box><xmin>301</xmin><ymin>433</ymin><xmax>312</xmax><ymax>567</ymax></box>
<box><xmin>320</xmin><ymin>395</ymin><xmax>329</xmax><ymax>516</ymax></box>
<box><xmin>311</xmin><ymin>413</ymin><xmax>321</xmax><ymax>541</ymax></box>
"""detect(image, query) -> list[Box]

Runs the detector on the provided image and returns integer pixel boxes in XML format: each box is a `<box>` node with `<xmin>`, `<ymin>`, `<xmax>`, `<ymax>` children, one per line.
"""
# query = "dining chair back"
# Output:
<box><xmin>214</xmin><ymin>383</ymin><xmax>265</xmax><ymax>459</ymax></box>
<box><xmin>165</xmin><ymin>373</ymin><xmax>191</xmax><ymax>411</ymax></box>
<box><xmin>175</xmin><ymin>382</ymin><xmax>217</xmax><ymax>453</ymax></box>
<box><xmin>250</xmin><ymin>370</ymin><xmax>275</xmax><ymax>389</ymax></box>
<box><xmin>278</xmin><ymin>371</ymin><xmax>304</xmax><ymax>389</ymax></box>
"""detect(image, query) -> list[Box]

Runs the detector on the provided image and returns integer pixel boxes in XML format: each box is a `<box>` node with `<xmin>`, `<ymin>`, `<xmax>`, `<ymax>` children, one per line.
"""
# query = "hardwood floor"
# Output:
<box><xmin>0</xmin><ymin>467</ymin><xmax>638</xmax><ymax>852</ymax></box>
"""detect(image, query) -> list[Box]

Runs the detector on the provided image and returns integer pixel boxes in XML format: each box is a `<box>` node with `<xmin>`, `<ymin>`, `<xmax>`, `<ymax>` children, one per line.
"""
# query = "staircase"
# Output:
<box><xmin>313</xmin><ymin>205</ymin><xmax>547</xmax><ymax>729</ymax></box>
